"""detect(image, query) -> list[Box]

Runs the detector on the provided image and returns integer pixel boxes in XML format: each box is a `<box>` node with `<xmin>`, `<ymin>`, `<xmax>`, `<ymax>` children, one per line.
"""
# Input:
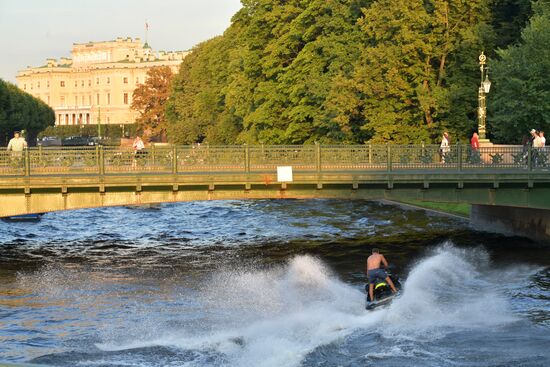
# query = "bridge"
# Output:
<box><xmin>1</xmin><ymin>144</ymin><xmax>550</xmax><ymax>239</ymax></box>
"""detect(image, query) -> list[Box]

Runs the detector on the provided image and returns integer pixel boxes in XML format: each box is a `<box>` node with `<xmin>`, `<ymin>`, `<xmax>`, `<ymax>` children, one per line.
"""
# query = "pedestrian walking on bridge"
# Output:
<box><xmin>439</xmin><ymin>132</ymin><xmax>450</xmax><ymax>163</ymax></box>
<box><xmin>6</xmin><ymin>131</ymin><xmax>28</xmax><ymax>157</ymax></box>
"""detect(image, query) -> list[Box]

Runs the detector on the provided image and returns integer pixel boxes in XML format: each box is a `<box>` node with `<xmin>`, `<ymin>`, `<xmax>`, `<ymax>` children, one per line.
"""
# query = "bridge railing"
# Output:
<box><xmin>0</xmin><ymin>144</ymin><xmax>548</xmax><ymax>176</ymax></box>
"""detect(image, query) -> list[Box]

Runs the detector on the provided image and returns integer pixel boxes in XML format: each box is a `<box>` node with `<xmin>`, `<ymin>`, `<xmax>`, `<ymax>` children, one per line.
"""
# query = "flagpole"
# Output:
<box><xmin>145</xmin><ymin>20</ymin><xmax>149</xmax><ymax>45</ymax></box>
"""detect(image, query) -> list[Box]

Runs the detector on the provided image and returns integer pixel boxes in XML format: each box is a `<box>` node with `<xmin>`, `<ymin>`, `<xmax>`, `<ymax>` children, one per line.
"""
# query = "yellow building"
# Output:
<box><xmin>16</xmin><ymin>37</ymin><xmax>188</xmax><ymax>127</ymax></box>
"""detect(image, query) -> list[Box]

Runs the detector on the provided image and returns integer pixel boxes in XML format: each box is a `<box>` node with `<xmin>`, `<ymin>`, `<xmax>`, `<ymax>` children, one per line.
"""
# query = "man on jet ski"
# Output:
<box><xmin>366</xmin><ymin>248</ymin><xmax>398</xmax><ymax>302</ymax></box>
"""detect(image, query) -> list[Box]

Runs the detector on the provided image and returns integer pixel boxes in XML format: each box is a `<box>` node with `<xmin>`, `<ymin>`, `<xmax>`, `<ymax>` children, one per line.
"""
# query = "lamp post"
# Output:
<box><xmin>97</xmin><ymin>106</ymin><xmax>102</xmax><ymax>139</ymax></box>
<box><xmin>477</xmin><ymin>52</ymin><xmax>492</xmax><ymax>142</ymax></box>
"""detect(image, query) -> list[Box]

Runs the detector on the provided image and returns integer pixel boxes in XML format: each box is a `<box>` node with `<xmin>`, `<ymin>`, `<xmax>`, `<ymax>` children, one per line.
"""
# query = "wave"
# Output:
<box><xmin>95</xmin><ymin>244</ymin><xmax>523</xmax><ymax>367</ymax></box>
<box><xmin>381</xmin><ymin>243</ymin><xmax>519</xmax><ymax>341</ymax></box>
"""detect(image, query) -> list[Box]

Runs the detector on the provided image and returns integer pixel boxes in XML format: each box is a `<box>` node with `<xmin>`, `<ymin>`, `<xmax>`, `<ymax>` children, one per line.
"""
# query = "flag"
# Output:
<box><xmin>145</xmin><ymin>22</ymin><xmax>149</xmax><ymax>31</ymax></box>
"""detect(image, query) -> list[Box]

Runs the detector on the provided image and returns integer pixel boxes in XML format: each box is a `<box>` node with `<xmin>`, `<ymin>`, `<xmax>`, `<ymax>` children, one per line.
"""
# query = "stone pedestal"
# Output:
<box><xmin>479</xmin><ymin>139</ymin><xmax>493</xmax><ymax>147</ymax></box>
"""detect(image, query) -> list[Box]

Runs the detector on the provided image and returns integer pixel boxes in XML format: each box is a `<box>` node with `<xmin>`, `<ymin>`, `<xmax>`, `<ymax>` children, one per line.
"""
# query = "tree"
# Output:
<box><xmin>166</xmin><ymin>0</ymin><xmax>532</xmax><ymax>145</ymax></box>
<box><xmin>131</xmin><ymin>66</ymin><xmax>174</xmax><ymax>141</ymax></box>
<box><xmin>491</xmin><ymin>0</ymin><xmax>550</xmax><ymax>143</ymax></box>
<box><xmin>0</xmin><ymin>79</ymin><xmax>55</xmax><ymax>146</ymax></box>
<box><xmin>341</xmin><ymin>0</ymin><xmax>493</xmax><ymax>143</ymax></box>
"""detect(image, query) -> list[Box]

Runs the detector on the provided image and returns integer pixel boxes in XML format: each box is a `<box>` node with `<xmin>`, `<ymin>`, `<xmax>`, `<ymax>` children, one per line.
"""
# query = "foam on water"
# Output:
<box><xmin>97</xmin><ymin>255</ymin><xmax>371</xmax><ymax>367</ymax></box>
<box><xmin>95</xmin><ymin>244</ymin><xmax>523</xmax><ymax>367</ymax></box>
<box><xmin>382</xmin><ymin>243</ymin><xmax>518</xmax><ymax>340</ymax></box>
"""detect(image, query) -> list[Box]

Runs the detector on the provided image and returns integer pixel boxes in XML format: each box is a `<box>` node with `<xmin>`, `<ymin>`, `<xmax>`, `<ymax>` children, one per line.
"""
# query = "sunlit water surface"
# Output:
<box><xmin>0</xmin><ymin>200</ymin><xmax>549</xmax><ymax>367</ymax></box>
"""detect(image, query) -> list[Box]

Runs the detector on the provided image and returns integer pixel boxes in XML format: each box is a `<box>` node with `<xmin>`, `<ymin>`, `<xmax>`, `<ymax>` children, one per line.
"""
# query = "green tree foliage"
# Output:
<box><xmin>491</xmin><ymin>0</ymin><xmax>550</xmax><ymax>143</ymax></box>
<box><xmin>166</xmin><ymin>34</ymin><xmax>240</xmax><ymax>144</ymax></box>
<box><xmin>335</xmin><ymin>0</ymin><xmax>494</xmax><ymax>143</ymax></box>
<box><xmin>0</xmin><ymin>79</ymin><xmax>55</xmax><ymax>146</ymax></box>
<box><xmin>491</xmin><ymin>0</ymin><xmax>533</xmax><ymax>49</ymax></box>
<box><xmin>167</xmin><ymin>0</ymin><xmax>532</xmax><ymax>145</ymax></box>
<box><xmin>131</xmin><ymin>66</ymin><xmax>174</xmax><ymax>141</ymax></box>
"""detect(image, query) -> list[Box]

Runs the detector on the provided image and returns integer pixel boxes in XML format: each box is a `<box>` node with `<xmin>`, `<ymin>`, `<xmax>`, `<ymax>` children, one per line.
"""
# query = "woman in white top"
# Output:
<box><xmin>132</xmin><ymin>136</ymin><xmax>145</xmax><ymax>168</ymax></box>
<box><xmin>533</xmin><ymin>132</ymin><xmax>543</xmax><ymax>148</ymax></box>
<box><xmin>440</xmin><ymin>132</ymin><xmax>450</xmax><ymax>163</ymax></box>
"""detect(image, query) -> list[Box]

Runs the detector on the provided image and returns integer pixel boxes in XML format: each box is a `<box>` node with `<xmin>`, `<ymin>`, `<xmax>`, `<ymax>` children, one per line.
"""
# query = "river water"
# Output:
<box><xmin>0</xmin><ymin>199</ymin><xmax>549</xmax><ymax>367</ymax></box>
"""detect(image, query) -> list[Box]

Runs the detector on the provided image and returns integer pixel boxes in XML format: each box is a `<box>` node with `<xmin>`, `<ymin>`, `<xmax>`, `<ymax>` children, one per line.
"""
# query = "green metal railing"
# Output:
<box><xmin>0</xmin><ymin>144</ymin><xmax>547</xmax><ymax>177</ymax></box>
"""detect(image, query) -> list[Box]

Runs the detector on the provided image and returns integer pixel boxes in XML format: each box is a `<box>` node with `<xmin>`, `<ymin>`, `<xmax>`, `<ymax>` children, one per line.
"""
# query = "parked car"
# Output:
<box><xmin>62</xmin><ymin>136</ymin><xmax>95</xmax><ymax>146</ymax></box>
<box><xmin>38</xmin><ymin>136</ymin><xmax>62</xmax><ymax>147</ymax></box>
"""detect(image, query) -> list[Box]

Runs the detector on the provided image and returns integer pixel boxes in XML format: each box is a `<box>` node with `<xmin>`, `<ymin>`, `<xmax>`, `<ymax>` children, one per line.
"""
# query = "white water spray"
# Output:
<box><xmin>96</xmin><ymin>245</ymin><xmax>522</xmax><ymax>367</ymax></box>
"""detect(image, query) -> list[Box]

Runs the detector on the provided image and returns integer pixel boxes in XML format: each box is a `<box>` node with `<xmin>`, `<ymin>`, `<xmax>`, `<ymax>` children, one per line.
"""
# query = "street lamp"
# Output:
<box><xmin>477</xmin><ymin>52</ymin><xmax>491</xmax><ymax>141</ymax></box>
<box><xmin>97</xmin><ymin>106</ymin><xmax>102</xmax><ymax>139</ymax></box>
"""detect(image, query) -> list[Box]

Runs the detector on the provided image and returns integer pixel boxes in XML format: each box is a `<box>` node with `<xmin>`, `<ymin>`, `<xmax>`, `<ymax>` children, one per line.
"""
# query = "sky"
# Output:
<box><xmin>0</xmin><ymin>0</ymin><xmax>243</xmax><ymax>82</ymax></box>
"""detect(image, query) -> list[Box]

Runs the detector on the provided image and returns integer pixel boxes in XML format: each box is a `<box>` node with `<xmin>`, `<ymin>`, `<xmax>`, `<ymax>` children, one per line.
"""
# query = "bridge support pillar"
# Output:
<box><xmin>471</xmin><ymin>204</ymin><xmax>550</xmax><ymax>242</ymax></box>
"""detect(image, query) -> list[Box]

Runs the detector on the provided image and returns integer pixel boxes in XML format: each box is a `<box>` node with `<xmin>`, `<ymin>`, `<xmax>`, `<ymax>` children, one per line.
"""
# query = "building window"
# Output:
<box><xmin>123</xmin><ymin>93</ymin><xmax>128</xmax><ymax>104</ymax></box>
<box><xmin>107</xmin><ymin>77</ymin><xmax>110</xmax><ymax>85</ymax></box>
<box><xmin>123</xmin><ymin>77</ymin><xmax>128</xmax><ymax>84</ymax></box>
<box><xmin>75</xmin><ymin>96</ymin><xmax>78</xmax><ymax>106</ymax></box>
<box><xmin>47</xmin><ymin>96</ymin><xmax>50</xmax><ymax>104</ymax></box>
<box><xmin>135</xmin><ymin>77</ymin><xmax>139</xmax><ymax>84</ymax></box>
<box><xmin>96</xmin><ymin>94</ymin><xmax>100</xmax><ymax>105</ymax></box>
<box><xmin>81</xmin><ymin>80</ymin><xmax>84</xmax><ymax>87</ymax></box>
<box><xmin>37</xmin><ymin>81</ymin><xmax>40</xmax><ymax>88</ymax></box>
<box><xmin>30</xmin><ymin>83</ymin><xmax>33</xmax><ymax>90</ymax></box>
<box><xmin>88</xmin><ymin>80</ymin><xmax>91</xmax><ymax>86</ymax></box>
<box><xmin>24</xmin><ymin>84</ymin><xmax>26</xmax><ymax>90</ymax></box>
<box><xmin>107</xmin><ymin>93</ymin><xmax>110</xmax><ymax>104</ymax></box>
<box><xmin>47</xmin><ymin>81</ymin><xmax>50</xmax><ymax>88</ymax></box>
<box><xmin>88</xmin><ymin>95</ymin><xmax>92</xmax><ymax>105</ymax></box>
<box><xmin>96</xmin><ymin>78</ymin><xmax>99</xmax><ymax>85</ymax></box>
<box><xmin>81</xmin><ymin>96</ymin><xmax>85</xmax><ymax>105</ymax></box>
<box><xmin>74</xmin><ymin>81</ymin><xmax>78</xmax><ymax>87</ymax></box>
<box><xmin>61</xmin><ymin>96</ymin><xmax>65</xmax><ymax>106</ymax></box>
<box><xmin>60</xmin><ymin>81</ymin><xmax>65</xmax><ymax>87</ymax></box>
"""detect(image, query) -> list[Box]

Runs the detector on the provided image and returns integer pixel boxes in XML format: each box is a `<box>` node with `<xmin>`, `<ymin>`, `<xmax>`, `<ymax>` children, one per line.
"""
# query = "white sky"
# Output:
<box><xmin>0</xmin><ymin>0</ymin><xmax>243</xmax><ymax>82</ymax></box>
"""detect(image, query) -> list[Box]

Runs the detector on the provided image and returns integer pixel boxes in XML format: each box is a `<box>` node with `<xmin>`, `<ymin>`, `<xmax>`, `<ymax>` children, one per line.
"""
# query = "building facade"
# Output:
<box><xmin>16</xmin><ymin>37</ymin><xmax>188</xmax><ymax>127</ymax></box>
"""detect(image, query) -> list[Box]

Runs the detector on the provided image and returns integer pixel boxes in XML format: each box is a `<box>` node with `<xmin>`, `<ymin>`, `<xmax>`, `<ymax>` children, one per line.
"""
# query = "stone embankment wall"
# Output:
<box><xmin>471</xmin><ymin>204</ymin><xmax>550</xmax><ymax>242</ymax></box>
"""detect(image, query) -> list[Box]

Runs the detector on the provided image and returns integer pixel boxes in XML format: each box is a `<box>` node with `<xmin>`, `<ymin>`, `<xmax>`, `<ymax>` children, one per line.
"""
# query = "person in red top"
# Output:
<box><xmin>471</xmin><ymin>132</ymin><xmax>480</xmax><ymax>150</ymax></box>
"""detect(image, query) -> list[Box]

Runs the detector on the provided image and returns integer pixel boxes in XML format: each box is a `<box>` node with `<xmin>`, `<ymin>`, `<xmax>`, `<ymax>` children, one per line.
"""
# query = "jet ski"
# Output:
<box><xmin>365</xmin><ymin>271</ymin><xmax>401</xmax><ymax>310</ymax></box>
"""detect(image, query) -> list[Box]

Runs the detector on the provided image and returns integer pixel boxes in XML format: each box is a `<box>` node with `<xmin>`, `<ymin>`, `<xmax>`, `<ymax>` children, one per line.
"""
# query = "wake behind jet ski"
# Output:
<box><xmin>365</xmin><ymin>248</ymin><xmax>400</xmax><ymax>310</ymax></box>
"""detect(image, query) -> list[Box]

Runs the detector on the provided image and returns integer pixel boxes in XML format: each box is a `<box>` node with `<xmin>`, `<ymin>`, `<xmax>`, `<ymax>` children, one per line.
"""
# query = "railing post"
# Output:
<box><xmin>99</xmin><ymin>145</ymin><xmax>105</xmax><ymax>175</ymax></box>
<box><xmin>421</xmin><ymin>141</ymin><xmax>425</xmax><ymax>165</ymax></box>
<box><xmin>245</xmin><ymin>144</ymin><xmax>250</xmax><ymax>174</ymax></box>
<box><xmin>458</xmin><ymin>144</ymin><xmax>463</xmax><ymax>172</ymax></box>
<box><xmin>527</xmin><ymin>145</ymin><xmax>533</xmax><ymax>171</ymax></box>
<box><xmin>172</xmin><ymin>145</ymin><xmax>178</xmax><ymax>174</ymax></box>
<box><xmin>152</xmin><ymin>144</ymin><xmax>156</xmax><ymax>166</ymax></box>
<box><xmin>38</xmin><ymin>145</ymin><xmax>43</xmax><ymax>167</ymax></box>
<box><xmin>368</xmin><ymin>144</ymin><xmax>372</xmax><ymax>165</ymax></box>
<box><xmin>387</xmin><ymin>144</ymin><xmax>392</xmax><ymax>172</ymax></box>
<box><xmin>315</xmin><ymin>143</ymin><xmax>321</xmax><ymax>174</ymax></box>
<box><xmin>24</xmin><ymin>148</ymin><xmax>30</xmax><ymax>177</ymax></box>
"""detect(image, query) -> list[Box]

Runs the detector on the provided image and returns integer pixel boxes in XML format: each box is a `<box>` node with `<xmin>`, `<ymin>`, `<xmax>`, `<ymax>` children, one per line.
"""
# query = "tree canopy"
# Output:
<box><xmin>0</xmin><ymin>79</ymin><xmax>55</xmax><ymax>146</ymax></box>
<box><xmin>131</xmin><ymin>66</ymin><xmax>174</xmax><ymax>141</ymax></box>
<box><xmin>491</xmin><ymin>0</ymin><xmax>550</xmax><ymax>143</ymax></box>
<box><xmin>167</xmin><ymin>0</ymin><xmax>535</xmax><ymax>144</ymax></box>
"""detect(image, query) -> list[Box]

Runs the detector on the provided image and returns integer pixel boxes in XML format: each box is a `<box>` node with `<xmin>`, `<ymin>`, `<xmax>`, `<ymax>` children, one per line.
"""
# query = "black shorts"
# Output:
<box><xmin>367</xmin><ymin>269</ymin><xmax>387</xmax><ymax>285</ymax></box>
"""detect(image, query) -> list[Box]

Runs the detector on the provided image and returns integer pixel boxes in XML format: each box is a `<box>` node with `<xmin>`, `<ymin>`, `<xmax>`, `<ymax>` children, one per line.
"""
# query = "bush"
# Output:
<box><xmin>38</xmin><ymin>124</ymin><xmax>138</xmax><ymax>140</ymax></box>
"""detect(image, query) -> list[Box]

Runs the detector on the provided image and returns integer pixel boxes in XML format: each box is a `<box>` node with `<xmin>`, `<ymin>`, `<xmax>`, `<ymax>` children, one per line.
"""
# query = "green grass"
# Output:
<box><xmin>394</xmin><ymin>199</ymin><xmax>471</xmax><ymax>218</ymax></box>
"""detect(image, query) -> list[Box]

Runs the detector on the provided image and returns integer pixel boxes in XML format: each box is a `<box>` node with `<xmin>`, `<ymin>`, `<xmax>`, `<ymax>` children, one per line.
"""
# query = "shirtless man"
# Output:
<box><xmin>366</xmin><ymin>248</ymin><xmax>397</xmax><ymax>302</ymax></box>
